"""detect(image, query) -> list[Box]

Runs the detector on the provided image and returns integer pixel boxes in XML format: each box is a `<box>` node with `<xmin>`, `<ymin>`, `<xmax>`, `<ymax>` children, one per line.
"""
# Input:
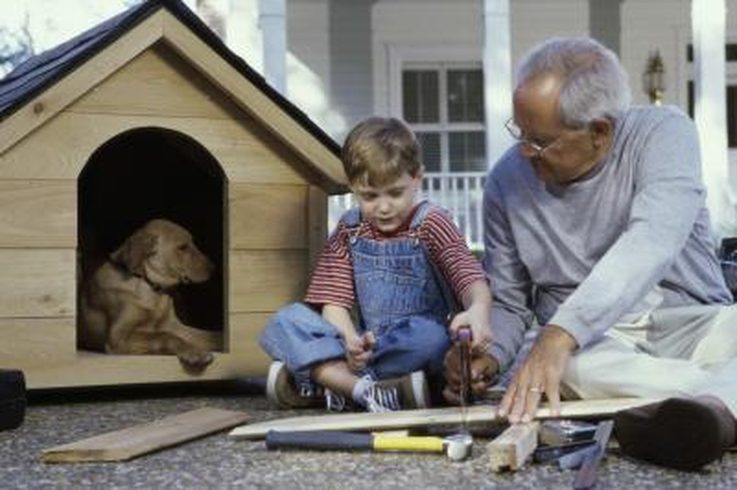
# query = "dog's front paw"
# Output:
<box><xmin>177</xmin><ymin>349</ymin><xmax>214</xmax><ymax>371</ymax></box>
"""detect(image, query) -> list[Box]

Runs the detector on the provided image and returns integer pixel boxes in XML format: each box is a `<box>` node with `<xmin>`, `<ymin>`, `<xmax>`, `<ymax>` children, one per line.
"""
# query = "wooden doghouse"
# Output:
<box><xmin>0</xmin><ymin>0</ymin><xmax>346</xmax><ymax>389</ymax></box>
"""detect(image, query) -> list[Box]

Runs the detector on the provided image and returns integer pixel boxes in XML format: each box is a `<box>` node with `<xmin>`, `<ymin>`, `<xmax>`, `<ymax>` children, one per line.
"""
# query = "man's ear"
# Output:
<box><xmin>589</xmin><ymin>118</ymin><xmax>613</xmax><ymax>149</ymax></box>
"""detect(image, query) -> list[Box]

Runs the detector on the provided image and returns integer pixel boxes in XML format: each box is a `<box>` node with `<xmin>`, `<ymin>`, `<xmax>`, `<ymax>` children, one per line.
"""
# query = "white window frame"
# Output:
<box><xmin>385</xmin><ymin>45</ymin><xmax>486</xmax><ymax>173</ymax></box>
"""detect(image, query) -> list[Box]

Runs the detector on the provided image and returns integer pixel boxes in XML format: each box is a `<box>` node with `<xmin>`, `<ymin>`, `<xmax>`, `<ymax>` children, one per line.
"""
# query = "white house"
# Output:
<box><xmin>44</xmin><ymin>0</ymin><xmax>737</xmax><ymax>248</ymax></box>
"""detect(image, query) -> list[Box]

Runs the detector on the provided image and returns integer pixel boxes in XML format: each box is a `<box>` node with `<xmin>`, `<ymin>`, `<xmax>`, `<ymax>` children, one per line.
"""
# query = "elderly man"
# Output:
<box><xmin>446</xmin><ymin>37</ymin><xmax>737</xmax><ymax>471</ymax></box>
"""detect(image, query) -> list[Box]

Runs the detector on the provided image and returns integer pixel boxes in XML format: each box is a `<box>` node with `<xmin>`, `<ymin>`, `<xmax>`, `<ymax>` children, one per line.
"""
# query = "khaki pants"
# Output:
<box><xmin>562</xmin><ymin>304</ymin><xmax>737</xmax><ymax>416</ymax></box>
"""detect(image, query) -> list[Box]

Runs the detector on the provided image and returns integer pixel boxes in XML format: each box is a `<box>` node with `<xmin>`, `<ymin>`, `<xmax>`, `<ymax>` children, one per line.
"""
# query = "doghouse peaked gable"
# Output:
<box><xmin>0</xmin><ymin>0</ymin><xmax>346</xmax><ymax>193</ymax></box>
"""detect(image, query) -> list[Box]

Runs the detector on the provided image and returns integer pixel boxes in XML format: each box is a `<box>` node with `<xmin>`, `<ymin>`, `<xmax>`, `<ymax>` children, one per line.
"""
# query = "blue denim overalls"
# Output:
<box><xmin>259</xmin><ymin>201</ymin><xmax>453</xmax><ymax>389</ymax></box>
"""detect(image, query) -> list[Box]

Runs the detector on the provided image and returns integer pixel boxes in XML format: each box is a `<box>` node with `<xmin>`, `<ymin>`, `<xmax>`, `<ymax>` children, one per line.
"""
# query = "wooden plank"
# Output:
<box><xmin>228</xmin><ymin>250</ymin><xmax>308</xmax><ymax>312</ymax></box>
<box><xmin>0</xmin><ymin>112</ymin><xmax>306</xmax><ymax>184</ymax></box>
<box><xmin>160</xmin><ymin>11</ymin><xmax>346</xmax><ymax>192</ymax></box>
<box><xmin>229</xmin><ymin>398</ymin><xmax>657</xmax><ymax>440</ymax></box>
<box><xmin>487</xmin><ymin>422</ymin><xmax>539</xmax><ymax>472</ymax></box>
<box><xmin>0</xmin><ymin>180</ymin><xmax>75</xmax><ymax>248</ymax></box>
<box><xmin>307</xmin><ymin>185</ymin><xmax>328</xmax><ymax>269</ymax></box>
<box><xmin>0</xmin><ymin>318</ymin><xmax>76</xmax><ymax>362</ymax></box>
<box><xmin>41</xmin><ymin>407</ymin><xmax>250</xmax><ymax>463</ymax></box>
<box><xmin>229</xmin><ymin>183</ymin><xmax>307</xmax><ymax>249</ymax></box>
<box><xmin>0</xmin><ymin>249</ymin><xmax>75</xmax><ymax>317</ymax></box>
<box><xmin>0</xmin><ymin>12</ymin><xmax>164</xmax><ymax>155</ymax></box>
<box><xmin>70</xmin><ymin>44</ymin><xmax>238</xmax><ymax>120</ymax></box>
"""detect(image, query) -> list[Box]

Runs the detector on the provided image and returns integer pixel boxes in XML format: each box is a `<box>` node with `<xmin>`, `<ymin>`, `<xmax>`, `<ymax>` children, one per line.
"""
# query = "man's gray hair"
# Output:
<box><xmin>516</xmin><ymin>37</ymin><xmax>631</xmax><ymax>127</ymax></box>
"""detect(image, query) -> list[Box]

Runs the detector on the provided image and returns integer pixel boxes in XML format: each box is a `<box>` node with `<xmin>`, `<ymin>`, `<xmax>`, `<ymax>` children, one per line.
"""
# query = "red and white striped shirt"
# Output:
<box><xmin>305</xmin><ymin>204</ymin><xmax>486</xmax><ymax>310</ymax></box>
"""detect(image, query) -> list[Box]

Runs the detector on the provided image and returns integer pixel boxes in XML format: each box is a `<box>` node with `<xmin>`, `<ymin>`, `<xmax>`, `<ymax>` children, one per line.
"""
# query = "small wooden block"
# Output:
<box><xmin>487</xmin><ymin>422</ymin><xmax>540</xmax><ymax>472</ymax></box>
<box><xmin>41</xmin><ymin>407</ymin><xmax>250</xmax><ymax>463</ymax></box>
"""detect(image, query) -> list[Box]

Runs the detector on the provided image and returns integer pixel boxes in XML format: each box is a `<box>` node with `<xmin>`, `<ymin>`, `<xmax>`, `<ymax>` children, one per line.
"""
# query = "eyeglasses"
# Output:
<box><xmin>504</xmin><ymin>119</ymin><xmax>563</xmax><ymax>158</ymax></box>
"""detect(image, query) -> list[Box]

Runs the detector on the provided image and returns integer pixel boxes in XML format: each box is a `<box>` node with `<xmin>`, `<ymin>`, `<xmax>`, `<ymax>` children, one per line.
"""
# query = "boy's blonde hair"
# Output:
<box><xmin>341</xmin><ymin>117</ymin><xmax>422</xmax><ymax>187</ymax></box>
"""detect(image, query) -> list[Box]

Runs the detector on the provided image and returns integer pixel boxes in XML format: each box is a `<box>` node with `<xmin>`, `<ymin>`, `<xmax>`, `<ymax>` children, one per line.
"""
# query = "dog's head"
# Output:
<box><xmin>110</xmin><ymin>219</ymin><xmax>214</xmax><ymax>289</ymax></box>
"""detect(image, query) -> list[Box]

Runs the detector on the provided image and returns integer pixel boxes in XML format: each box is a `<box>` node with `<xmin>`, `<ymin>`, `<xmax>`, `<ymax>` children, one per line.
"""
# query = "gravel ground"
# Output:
<box><xmin>1</xmin><ymin>381</ymin><xmax>735</xmax><ymax>489</ymax></box>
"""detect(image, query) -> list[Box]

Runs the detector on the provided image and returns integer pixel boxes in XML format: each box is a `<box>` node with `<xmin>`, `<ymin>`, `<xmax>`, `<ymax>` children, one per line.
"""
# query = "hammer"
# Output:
<box><xmin>265</xmin><ymin>430</ymin><xmax>473</xmax><ymax>461</ymax></box>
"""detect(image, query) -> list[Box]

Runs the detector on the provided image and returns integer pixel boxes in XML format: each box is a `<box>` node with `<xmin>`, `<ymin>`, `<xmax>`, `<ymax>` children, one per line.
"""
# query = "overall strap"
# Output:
<box><xmin>410</xmin><ymin>201</ymin><xmax>461</xmax><ymax>316</ymax></box>
<box><xmin>341</xmin><ymin>207</ymin><xmax>362</xmax><ymax>228</ymax></box>
<box><xmin>408</xmin><ymin>200</ymin><xmax>433</xmax><ymax>231</ymax></box>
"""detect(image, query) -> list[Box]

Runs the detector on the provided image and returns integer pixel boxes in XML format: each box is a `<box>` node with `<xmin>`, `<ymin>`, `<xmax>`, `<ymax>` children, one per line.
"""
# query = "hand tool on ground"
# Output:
<box><xmin>572</xmin><ymin>419</ymin><xmax>614</xmax><ymax>489</ymax></box>
<box><xmin>533</xmin><ymin>439</ymin><xmax>597</xmax><ymax>464</ymax></box>
<box><xmin>539</xmin><ymin>419</ymin><xmax>597</xmax><ymax>446</ymax></box>
<box><xmin>264</xmin><ymin>430</ymin><xmax>473</xmax><ymax>461</ymax></box>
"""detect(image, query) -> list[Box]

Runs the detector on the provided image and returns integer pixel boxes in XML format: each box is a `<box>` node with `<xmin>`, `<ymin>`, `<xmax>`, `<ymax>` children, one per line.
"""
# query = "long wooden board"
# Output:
<box><xmin>42</xmin><ymin>408</ymin><xmax>250</xmax><ymax>463</ymax></box>
<box><xmin>229</xmin><ymin>397</ymin><xmax>655</xmax><ymax>440</ymax></box>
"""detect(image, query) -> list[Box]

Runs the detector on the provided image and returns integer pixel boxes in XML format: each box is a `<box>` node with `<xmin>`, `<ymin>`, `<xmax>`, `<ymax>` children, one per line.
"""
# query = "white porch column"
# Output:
<box><xmin>692</xmin><ymin>0</ymin><xmax>734</xmax><ymax>237</ymax></box>
<box><xmin>258</xmin><ymin>0</ymin><xmax>287</xmax><ymax>94</ymax></box>
<box><xmin>482</xmin><ymin>0</ymin><xmax>514</xmax><ymax>169</ymax></box>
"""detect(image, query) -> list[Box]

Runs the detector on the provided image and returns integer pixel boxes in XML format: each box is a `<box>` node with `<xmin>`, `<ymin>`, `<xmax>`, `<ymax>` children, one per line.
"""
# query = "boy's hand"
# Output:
<box><xmin>345</xmin><ymin>331</ymin><xmax>375</xmax><ymax>371</ymax></box>
<box><xmin>442</xmin><ymin>343</ymin><xmax>498</xmax><ymax>405</ymax></box>
<box><xmin>448</xmin><ymin>310</ymin><xmax>492</xmax><ymax>351</ymax></box>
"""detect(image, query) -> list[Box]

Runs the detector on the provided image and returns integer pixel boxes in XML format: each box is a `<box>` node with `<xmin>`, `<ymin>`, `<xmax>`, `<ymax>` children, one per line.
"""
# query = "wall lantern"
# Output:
<box><xmin>643</xmin><ymin>50</ymin><xmax>665</xmax><ymax>105</ymax></box>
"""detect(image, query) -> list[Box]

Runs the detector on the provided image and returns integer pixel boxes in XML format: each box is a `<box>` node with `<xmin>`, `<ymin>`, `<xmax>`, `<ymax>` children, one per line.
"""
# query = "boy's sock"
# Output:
<box><xmin>351</xmin><ymin>375</ymin><xmax>375</xmax><ymax>406</ymax></box>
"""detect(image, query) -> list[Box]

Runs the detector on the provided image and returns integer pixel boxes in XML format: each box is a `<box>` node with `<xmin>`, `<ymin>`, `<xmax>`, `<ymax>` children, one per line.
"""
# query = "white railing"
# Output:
<box><xmin>328</xmin><ymin>171</ymin><xmax>487</xmax><ymax>251</ymax></box>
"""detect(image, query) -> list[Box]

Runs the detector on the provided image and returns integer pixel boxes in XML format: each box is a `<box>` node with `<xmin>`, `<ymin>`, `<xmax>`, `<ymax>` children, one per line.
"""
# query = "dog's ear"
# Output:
<box><xmin>110</xmin><ymin>229</ymin><xmax>158</xmax><ymax>276</ymax></box>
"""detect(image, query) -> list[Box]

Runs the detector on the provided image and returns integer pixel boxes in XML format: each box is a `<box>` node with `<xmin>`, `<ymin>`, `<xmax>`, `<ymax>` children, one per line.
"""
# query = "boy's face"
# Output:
<box><xmin>352</xmin><ymin>171</ymin><xmax>423</xmax><ymax>233</ymax></box>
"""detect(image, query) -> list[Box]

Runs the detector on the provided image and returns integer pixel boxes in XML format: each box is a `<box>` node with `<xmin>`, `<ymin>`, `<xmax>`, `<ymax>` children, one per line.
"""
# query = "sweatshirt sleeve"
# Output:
<box><xmin>549</xmin><ymin>110</ymin><xmax>706</xmax><ymax>348</ymax></box>
<box><xmin>483</xmin><ymin>173</ymin><xmax>535</xmax><ymax>371</ymax></box>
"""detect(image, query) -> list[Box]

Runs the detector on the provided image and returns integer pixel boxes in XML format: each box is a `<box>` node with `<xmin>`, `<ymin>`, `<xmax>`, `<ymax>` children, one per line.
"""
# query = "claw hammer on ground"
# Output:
<box><xmin>265</xmin><ymin>430</ymin><xmax>473</xmax><ymax>461</ymax></box>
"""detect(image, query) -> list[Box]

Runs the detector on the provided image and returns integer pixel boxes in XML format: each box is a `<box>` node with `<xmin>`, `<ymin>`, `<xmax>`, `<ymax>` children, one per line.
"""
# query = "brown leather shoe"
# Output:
<box><xmin>614</xmin><ymin>396</ymin><xmax>736</xmax><ymax>471</ymax></box>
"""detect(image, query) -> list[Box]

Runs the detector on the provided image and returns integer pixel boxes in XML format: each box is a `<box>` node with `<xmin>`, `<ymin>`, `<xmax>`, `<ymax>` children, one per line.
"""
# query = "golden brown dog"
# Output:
<box><xmin>79</xmin><ymin>219</ymin><xmax>222</xmax><ymax>369</ymax></box>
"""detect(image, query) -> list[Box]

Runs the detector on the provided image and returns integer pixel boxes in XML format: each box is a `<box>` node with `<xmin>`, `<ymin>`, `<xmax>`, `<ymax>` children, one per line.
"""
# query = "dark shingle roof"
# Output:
<box><xmin>0</xmin><ymin>0</ymin><xmax>340</xmax><ymax>157</ymax></box>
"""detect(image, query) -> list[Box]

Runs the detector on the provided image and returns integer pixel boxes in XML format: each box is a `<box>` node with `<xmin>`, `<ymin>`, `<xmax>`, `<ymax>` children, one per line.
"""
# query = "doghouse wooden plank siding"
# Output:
<box><xmin>229</xmin><ymin>251</ymin><xmax>309</xmax><ymax>312</ymax></box>
<box><xmin>0</xmin><ymin>249</ymin><xmax>75</xmax><ymax>317</ymax></box>
<box><xmin>0</xmin><ymin>319</ymin><xmax>76</xmax><ymax>361</ymax></box>
<box><xmin>0</xmin><ymin>181</ymin><xmax>76</xmax><ymax>248</ymax></box>
<box><xmin>229</xmin><ymin>184</ymin><xmax>308</xmax><ymax>249</ymax></box>
<box><xmin>71</xmin><ymin>44</ymin><xmax>238</xmax><ymax>120</ymax></box>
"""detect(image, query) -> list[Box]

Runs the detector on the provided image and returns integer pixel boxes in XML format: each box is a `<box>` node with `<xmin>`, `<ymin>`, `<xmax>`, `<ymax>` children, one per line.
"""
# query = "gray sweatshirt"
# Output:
<box><xmin>484</xmin><ymin>105</ymin><xmax>732</xmax><ymax>370</ymax></box>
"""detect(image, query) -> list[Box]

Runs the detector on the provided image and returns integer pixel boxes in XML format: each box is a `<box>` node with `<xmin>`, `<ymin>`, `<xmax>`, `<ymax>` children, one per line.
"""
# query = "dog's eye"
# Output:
<box><xmin>178</xmin><ymin>244</ymin><xmax>189</xmax><ymax>251</ymax></box>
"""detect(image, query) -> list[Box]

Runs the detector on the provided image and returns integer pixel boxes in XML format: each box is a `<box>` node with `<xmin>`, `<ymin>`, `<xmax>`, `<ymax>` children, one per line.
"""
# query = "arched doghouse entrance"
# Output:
<box><xmin>78</xmin><ymin>127</ymin><xmax>227</xmax><ymax>350</ymax></box>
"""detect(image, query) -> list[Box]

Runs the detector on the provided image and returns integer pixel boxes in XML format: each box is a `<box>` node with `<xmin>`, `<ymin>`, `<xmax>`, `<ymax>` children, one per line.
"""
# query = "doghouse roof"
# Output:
<box><xmin>0</xmin><ymin>0</ymin><xmax>347</xmax><ymax>193</ymax></box>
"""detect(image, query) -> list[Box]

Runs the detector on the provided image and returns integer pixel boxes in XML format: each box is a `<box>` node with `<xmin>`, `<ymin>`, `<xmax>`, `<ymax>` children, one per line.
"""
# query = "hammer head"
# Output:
<box><xmin>445</xmin><ymin>433</ymin><xmax>473</xmax><ymax>461</ymax></box>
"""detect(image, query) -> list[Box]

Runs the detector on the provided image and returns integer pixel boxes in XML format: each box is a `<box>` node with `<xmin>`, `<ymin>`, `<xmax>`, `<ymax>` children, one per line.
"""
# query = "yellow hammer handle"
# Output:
<box><xmin>373</xmin><ymin>435</ymin><xmax>445</xmax><ymax>453</ymax></box>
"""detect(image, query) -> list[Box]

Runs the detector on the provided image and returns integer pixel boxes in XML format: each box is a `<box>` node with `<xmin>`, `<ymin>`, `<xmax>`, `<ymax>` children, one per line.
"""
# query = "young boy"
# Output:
<box><xmin>259</xmin><ymin>117</ymin><xmax>492</xmax><ymax>412</ymax></box>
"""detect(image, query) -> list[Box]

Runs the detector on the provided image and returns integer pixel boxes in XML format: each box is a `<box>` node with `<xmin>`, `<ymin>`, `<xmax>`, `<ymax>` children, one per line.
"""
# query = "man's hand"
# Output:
<box><xmin>499</xmin><ymin>325</ymin><xmax>578</xmax><ymax>423</ymax></box>
<box><xmin>443</xmin><ymin>342</ymin><xmax>499</xmax><ymax>405</ymax></box>
<box><xmin>345</xmin><ymin>331</ymin><xmax>375</xmax><ymax>372</ymax></box>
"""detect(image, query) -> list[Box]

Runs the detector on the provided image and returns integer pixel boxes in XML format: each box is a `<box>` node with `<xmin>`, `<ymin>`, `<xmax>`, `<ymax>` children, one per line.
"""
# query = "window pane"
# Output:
<box><xmin>447</xmin><ymin>69</ymin><xmax>484</xmax><ymax>122</ymax></box>
<box><xmin>403</xmin><ymin>70</ymin><xmax>439</xmax><ymax>123</ymax></box>
<box><xmin>417</xmin><ymin>132</ymin><xmax>441</xmax><ymax>172</ymax></box>
<box><xmin>449</xmin><ymin>132</ymin><xmax>486</xmax><ymax>172</ymax></box>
